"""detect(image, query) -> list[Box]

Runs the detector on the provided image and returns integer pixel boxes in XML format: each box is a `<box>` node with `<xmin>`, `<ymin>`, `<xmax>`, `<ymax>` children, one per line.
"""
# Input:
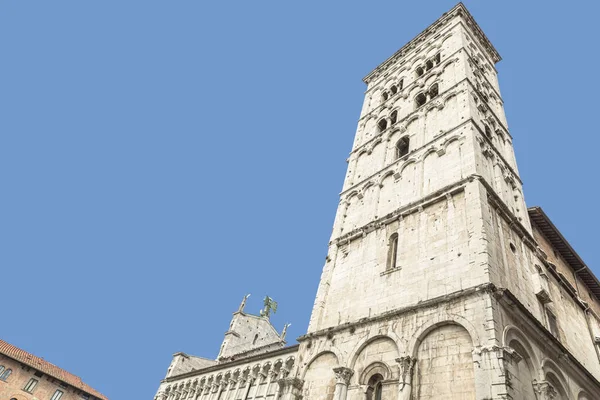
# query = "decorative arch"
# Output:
<box><xmin>379</xmin><ymin>170</ymin><xmax>396</xmax><ymax>186</ymax></box>
<box><xmin>441</xmin><ymin>135</ymin><xmax>462</xmax><ymax>152</ymax></box>
<box><xmin>408</xmin><ymin>317</ymin><xmax>480</xmax><ymax>357</ymax></box>
<box><xmin>541</xmin><ymin>358</ymin><xmax>569</xmax><ymax>395</ymax></box>
<box><xmin>348</xmin><ymin>334</ymin><xmax>401</xmax><ymax>370</ymax></box>
<box><xmin>301</xmin><ymin>351</ymin><xmax>339</xmax><ymax>379</ymax></box>
<box><xmin>399</xmin><ymin>159</ymin><xmax>418</xmax><ymax>175</ymax></box>
<box><xmin>359</xmin><ymin>361</ymin><xmax>392</xmax><ymax>384</ymax></box>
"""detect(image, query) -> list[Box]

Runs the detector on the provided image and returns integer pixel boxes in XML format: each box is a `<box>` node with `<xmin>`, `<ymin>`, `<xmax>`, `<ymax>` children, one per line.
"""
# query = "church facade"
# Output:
<box><xmin>153</xmin><ymin>4</ymin><xmax>600</xmax><ymax>399</ymax></box>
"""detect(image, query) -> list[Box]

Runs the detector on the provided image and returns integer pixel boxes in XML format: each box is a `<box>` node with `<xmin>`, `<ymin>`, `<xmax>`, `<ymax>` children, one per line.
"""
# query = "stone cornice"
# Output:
<box><xmin>363</xmin><ymin>3</ymin><xmax>501</xmax><ymax>84</ymax></box>
<box><xmin>333</xmin><ymin>180</ymin><xmax>467</xmax><ymax>245</ymax></box>
<box><xmin>161</xmin><ymin>345</ymin><xmax>299</xmax><ymax>383</ymax></box>
<box><xmin>298</xmin><ymin>282</ymin><xmax>496</xmax><ymax>342</ymax></box>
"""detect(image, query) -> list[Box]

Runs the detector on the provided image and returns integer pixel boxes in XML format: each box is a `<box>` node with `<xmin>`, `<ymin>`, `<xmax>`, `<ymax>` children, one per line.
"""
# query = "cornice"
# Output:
<box><xmin>298</xmin><ymin>281</ymin><xmax>496</xmax><ymax>342</ymax></box>
<box><xmin>363</xmin><ymin>3</ymin><xmax>501</xmax><ymax>85</ymax></box>
<box><xmin>333</xmin><ymin>179</ymin><xmax>467</xmax><ymax>245</ymax></box>
<box><xmin>162</xmin><ymin>345</ymin><xmax>299</xmax><ymax>383</ymax></box>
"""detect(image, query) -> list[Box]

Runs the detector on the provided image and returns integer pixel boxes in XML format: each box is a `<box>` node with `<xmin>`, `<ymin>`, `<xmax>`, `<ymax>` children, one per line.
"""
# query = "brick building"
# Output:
<box><xmin>153</xmin><ymin>3</ymin><xmax>600</xmax><ymax>399</ymax></box>
<box><xmin>0</xmin><ymin>339</ymin><xmax>107</xmax><ymax>400</ymax></box>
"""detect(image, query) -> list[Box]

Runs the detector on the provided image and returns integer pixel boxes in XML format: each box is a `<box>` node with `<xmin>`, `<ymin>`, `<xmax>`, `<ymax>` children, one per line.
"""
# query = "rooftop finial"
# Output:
<box><xmin>238</xmin><ymin>294</ymin><xmax>251</xmax><ymax>313</ymax></box>
<box><xmin>259</xmin><ymin>296</ymin><xmax>278</xmax><ymax>319</ymax></box>
<box><xmin>281</xmin><ymin>323</ymin><xmax>291</xmax><ymax>340</ymax></box>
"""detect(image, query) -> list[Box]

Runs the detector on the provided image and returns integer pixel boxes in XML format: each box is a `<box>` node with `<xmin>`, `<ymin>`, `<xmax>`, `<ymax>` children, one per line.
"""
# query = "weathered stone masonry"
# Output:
<box><xmin>153</xmin><ymin>4</ymin><xmax>600</xmax><ymax>400</ymax></box>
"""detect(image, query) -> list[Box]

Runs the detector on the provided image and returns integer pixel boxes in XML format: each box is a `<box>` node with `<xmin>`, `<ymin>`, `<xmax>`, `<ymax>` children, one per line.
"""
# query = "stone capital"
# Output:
<box><xmin>533</xmin><ymin>380</ymin><xmax>558</xmax><ymax>400</ymax></box>
<box><xmin>332</xmin><ymin>367</ymin><xmax>354</xmax><ymax>385</ymax></box>
<box><xmin>396</xmin><ymin>356</ymin><xmax>417</xmax><ymax>385</ymax></box>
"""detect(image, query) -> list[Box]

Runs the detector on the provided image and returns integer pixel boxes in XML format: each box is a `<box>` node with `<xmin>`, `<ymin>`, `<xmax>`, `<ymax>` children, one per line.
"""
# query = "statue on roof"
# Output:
<box><xmin>260</xmin><ymin>296</ymin><xmax>278</xmax><ymax>319</ymax></box>
<box><xmin>238</xmin><ymin>294</ymin><xmax>251</xmax><ymax>313</ymax></box>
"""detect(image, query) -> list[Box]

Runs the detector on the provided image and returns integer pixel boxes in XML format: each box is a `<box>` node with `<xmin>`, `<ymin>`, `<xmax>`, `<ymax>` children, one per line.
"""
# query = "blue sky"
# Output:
<box><xmin>1</xmin><ymin>1</ymin><xmax>598</xmax><ymax>399</ymax></box>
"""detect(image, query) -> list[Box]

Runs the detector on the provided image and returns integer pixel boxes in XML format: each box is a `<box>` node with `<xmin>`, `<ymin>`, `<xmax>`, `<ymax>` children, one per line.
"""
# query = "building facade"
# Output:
<box><xmin>0</xmin><ymin>339</ymin><xmax>107</xmax><ymax>400</ymax></box>
<box><xmin>154</xmin><ymin>4</ymin><xmax>600</xmax><ymax>399</ymax></box>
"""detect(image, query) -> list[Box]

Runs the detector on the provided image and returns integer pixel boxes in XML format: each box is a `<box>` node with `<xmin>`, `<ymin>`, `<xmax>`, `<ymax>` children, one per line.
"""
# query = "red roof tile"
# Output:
<box><xmin>0</xmin><ymin>338</ymin><xmax>107</xmax><ymax>400</ymax></box>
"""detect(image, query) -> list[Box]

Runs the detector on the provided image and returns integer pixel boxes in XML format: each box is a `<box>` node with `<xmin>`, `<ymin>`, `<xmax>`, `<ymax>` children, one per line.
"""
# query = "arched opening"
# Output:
<box><xmin>546</xmin><ymin>372</ymin><xmax>568</xmax><ymax>400</ymax></box>
<box><xmin>425</xmin><ymin>60</ymin><xmax>434</xmax><ymax>71</ymax></box>
<box><xmin>390</xmin><ymin>110</ymin><xmax>398</xmax><ymax>125</ymax></box>
<box><xmin>508</xmin><ymin>340</ymin><xmax>537</xmax><ymax>400</ymax></box>
<box><xmin>429</xmin><ymin>83</ymin><xmax>439</xmax><ymax>99</ymax></box>
<box><xmin>434</xmin><ymin>53</ymin><xmax>441</xmax><ymax>64</ymax></box>
<box><xmin>252</xmin><ymin>334</ymin><xmax>259</xmax><ymax>345</ymax></box>
<box><xmin>382</xmin><ymin>92</ymin><xmax>389</xmax><ymax>101</ymax></box>
<box><xmin>416</xmin><ymin>66</ymin><xmax>424</xmax><ymax>77</ymax></box>
<box><xmin>387</xmin><ymin>233</ymin><xmax>399</xmax><ymax>270</ymax></box>
<box><xmin>484</xmin><ymin>124</ymin><xmax>492</xmax><ymax>138</ymax></box>
<box><xmin>390</xmin><ymin>85</ymin><xmax>398</xmax><ymax>95</ymax></box>
<box><xmin>398</xmin><ymin>79</ymin><xmax>404</xmax><ymax>90</ymax></box>
<box><xmin>415</xmin><ymin>324</ymin><xmax>475</xmax><ymax>399</ymax></box>
<box><xmin>377</xmin><ymin>119</ymin><xmax>388</xmax><ymax>132</ymax></box>
<box><xmin>396</xmin><ymin>137</ymin><xmax>409</xmax><ymax>159</ymax></box>
<box><xmin>415</xmin><ymin>93</ymin><xmax>427</xmax><ymax>108</ymax></box>
<box><xmin>366</xmin><ymin>374</ymin><xmax>384</xmax><ymax>400</ymax></box>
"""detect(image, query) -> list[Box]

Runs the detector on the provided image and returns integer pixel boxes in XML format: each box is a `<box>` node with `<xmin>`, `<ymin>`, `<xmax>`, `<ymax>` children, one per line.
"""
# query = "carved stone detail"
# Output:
<box><xmin>333</xmin><ymin>367</ymin><xmax>354</xmax><ymax>385</ymax></box>
<box><xmin>533</xmin><ymin>380</ymin><xmax>558</xmax><ymax>400</ymax></box>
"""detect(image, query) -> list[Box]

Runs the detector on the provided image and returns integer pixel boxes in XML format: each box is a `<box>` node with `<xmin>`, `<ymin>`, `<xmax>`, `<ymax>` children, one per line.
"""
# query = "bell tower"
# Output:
<box><xmin>307</xmin><ymin>3</ymin><xmax>524</xmax><ymax>334</ymax></box>
<box><xmin>285</xmin><ymin>4</ymin><xmax>600</xmax><ymax>400</ymax></box>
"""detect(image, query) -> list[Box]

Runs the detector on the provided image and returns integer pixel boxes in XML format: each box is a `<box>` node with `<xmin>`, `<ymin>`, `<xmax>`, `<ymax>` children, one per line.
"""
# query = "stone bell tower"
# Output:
<box><xmin>276</xmin><ymin>3</ymin><xmax>600</xmax><ymax>400</ymax></box>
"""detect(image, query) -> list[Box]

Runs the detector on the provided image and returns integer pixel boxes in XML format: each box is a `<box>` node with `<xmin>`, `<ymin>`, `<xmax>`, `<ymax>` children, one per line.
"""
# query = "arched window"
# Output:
<box><xmin>382</xmin><ymin>91</ymin><xmax>389</xmax><ymax>101</ymax></box>
<box><xmin>367</xmin><ymin>374</ymin><xmax>384</xmax><ymax>400</ymax></box>
<box><xmin>484</xmin><ymin>124</ymin><xmax>492</xmax><ymax>138</ymax></box>
<box><xmin>377</xmin><ymin>119</ymin><xmax>388</xmax><ymax>132</ymax></box>
<box><xmin>1</xmin><ymin>368</ymin><xmax>12</xmax><ymax>381</ymax></box>
<box><xmin>399</xmin><ymin>79</ymin><xmax>404</xmax><ymax>90</ymax></box>
<box><xmin>389</xmin><ymin>110</ymin><xmax>397</xmax><ymax>125</ymax></box>
<box><xmin>396</xmin><ymin>137</ymin><xmax>409</xmax><ymax>159</ymax></box>
<box><xmin>415</xmin><ymin>93</ymin><xmax>427</xmax><ymax>108</ymax></box>
<box><xmin>434</xmin><ymin>53</ymin><xmax>441</xmax><ymax>64</ymax></box>
<box><xmin>429</xmin><ymin>83</ymin><xmax>439</xmax><ymax>99</ymax></box>
<box><xmin>415</xmin><ymin>66</ymin><xmax>424</xmax><ymax>77</ymax></box>
<box><xmin>387</xmin><ymin>234</ymin><xmax>399</xmax><ymax>270</ymax></box>
<box><xmin>390</xmin><ymin>85</ymin><xmax>398</xmax><ymax>95</ymax></box>
<box><xmin>425</xmin><ymin>59</ymin><xmax>434</xmax><ymax>71</ymax></box>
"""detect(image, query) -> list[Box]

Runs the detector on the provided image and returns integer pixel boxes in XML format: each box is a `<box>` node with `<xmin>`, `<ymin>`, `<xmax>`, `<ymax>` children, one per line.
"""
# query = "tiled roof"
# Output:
<box><xmin>528</xmin><ymin>207</ymin><xmax>600</xmax><ymax>299</ymax></box>
<box><xmin>0</xmin><ymin>338</ymin><xmax>107</xmax><ymax>400</ymax></box>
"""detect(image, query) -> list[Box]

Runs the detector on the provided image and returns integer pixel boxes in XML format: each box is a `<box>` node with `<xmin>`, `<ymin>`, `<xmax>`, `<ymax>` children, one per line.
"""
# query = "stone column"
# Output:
<box><xmin>242</xmin><ymin>377</ymin><xmax>255</xmax><ymax>400</ymax></box>
<box><xmin>264</xmin><ymin>369</ymin><xmax>279</xmax><ymax>398</ymax></box>
<box><xmin>256</xmin><ymin>372</ymin><xmax>268</xmax><ymax>398</ymax></box>
<box><xmin>232</xmin><ymin>377</ymin><xmax>244</xmax><ymax>400</ymax></box>
<box><xmin>395</xmin><ymin>356</ymin><xmax>416</xmax><ymax>400</ymax></box>
<box><xmin>276</xmin><ymin>377</ymin><xmax>304</xmax><ymax>400</ymax></box>
<box><xmin>533</xmin><ymin>380</ymin><xmax>558</xmax><ymax>400</ymax></box>
<box><xmin>332</xmin><ymin>367</ymin><xmax>354</xmax><ymax>400</ymax></box>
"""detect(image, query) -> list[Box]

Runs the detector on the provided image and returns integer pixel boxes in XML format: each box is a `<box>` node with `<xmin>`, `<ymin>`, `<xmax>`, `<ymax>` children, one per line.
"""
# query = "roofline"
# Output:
<box><xmin>363</xmin><ymin>2</ymin><xmax>501</xmax><ymax>84</ymax></box>
<box><xmin>0</xmin><ymin>348</ymin><xmax>107</xmax><ymax>400</ymax></box>
<box><xmin>162</xmin><ymin>344</ymin><xmax>299</xmax><ymax>382</ymax></box>
<box><xmin>528</xmin><ymin>206</ymin><xmax>600</xmax><ymax>299</ymax></box>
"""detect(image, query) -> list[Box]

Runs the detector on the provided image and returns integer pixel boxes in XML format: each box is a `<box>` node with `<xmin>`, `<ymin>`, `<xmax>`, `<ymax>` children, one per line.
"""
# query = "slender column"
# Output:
<box><xmin>533</xmin><ymin>380</ymin><xmax>558</xmax><ymax>400</ymax></box>
<box><xmin>223</xmin><ymin>379</ymin><xmax>236</xmax><ymax>400</ymax></box>
<box><xmin>332</xmin><ymin>367</ymin><xmax>353</xmax><ymax>400</ymax></box>
<box><xmin>264</xmin><ymin>369</ymin><xmax>279</xmax><ymax>398</ymax></box>
<box><xmin>209</xmin><ymin>383</ymin><xmax>220</xmax><ymax>400</ymax></box>
<box><xmin>396</xmin><ymin>356</ymin><xmax>416</xmax><ymax>400</ymax></box>
<box><xmin>242</xmin><ymin>377</ymin><xmax>255</xmax><ymax>400</ymax></box>
<box><xmin>256</xmin><ymin>372</ymin><xmax>268</xmax><ymax>398</ymax></box>
<box><xmin>232</xmin><ymin>377</ymin><xmax>245</xmax><ymax>400</ymax></box>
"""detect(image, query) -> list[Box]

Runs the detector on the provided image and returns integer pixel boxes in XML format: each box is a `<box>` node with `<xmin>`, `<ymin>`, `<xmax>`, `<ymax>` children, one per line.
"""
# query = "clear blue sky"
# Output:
<box><xmin>1</xmin><ymin>1</ymin><xmax>598</xmax><ymax>399</ymax></box>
